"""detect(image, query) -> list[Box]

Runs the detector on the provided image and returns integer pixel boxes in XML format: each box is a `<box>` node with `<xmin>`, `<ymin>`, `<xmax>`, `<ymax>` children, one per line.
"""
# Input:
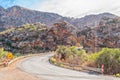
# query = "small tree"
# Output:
<box><xmin>89</xmin><ymin>48</ymin><xmax>120</xmax><ymax>74</ymax></box>
<box><xmin>55</xmin><ymin>46</ymin><xmax>88</xmax><ymax>64</ymax></box>
<box><xmin>0</xmin><ymin>48</ymin><xmax>7</xmax><ymax>61</ymax></box>
<box><xmin>56</xmin><ymin>46</ymin><xmax>67</xmax><ymax>60</ymax></box>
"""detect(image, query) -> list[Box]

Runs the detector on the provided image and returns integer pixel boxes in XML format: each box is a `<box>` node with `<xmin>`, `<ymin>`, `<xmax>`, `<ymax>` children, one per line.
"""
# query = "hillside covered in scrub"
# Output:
<box><xmin>0</xmin><ymin>22</ymin><xmax>80</xmax><ymax>53</ymax></box>
<box><xmin>0</xmin><ymin>17</ymin><xmax>120</xmax><ymax>54</ymax></box>
<box><xmin>77</xmin><ymin>17</ymin><xmax>120</xmax><ymax>53</ymax></box>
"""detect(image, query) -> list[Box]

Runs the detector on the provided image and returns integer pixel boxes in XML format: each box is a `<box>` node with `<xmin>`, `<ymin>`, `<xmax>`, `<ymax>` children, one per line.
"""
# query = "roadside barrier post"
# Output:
<box><xmin>5</xmin><ymin>58</ymin><xmax>8</xmax><ymax>67</ymax></box>
<box><xmin>101</xmin><ymin>64</ymin><xmax>104</xmax><ymax>75</ymax></box>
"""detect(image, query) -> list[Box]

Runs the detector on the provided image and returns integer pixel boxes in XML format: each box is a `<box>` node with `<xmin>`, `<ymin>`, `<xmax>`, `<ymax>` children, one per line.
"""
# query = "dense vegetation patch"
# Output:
<box><xmin>0</xmin><ymin>48</ymin><xmax>8</xmax><ymax>61</ymax></box>
<box><xmin>0</xmin><ymin>48</ymin><xmax>22</xmax><ymax>63</ymax></box>
<box><xmin>54</xmin><ymin>46</ymin><xmax>88</xmax><ymax>65</ymax></box>
<box><xmin>53</xmin><ymin>46</ymin><xmax>120</xmax><ymax>75</ymax></box>
<box><xmin>89</xmin><ymin>48</ymin><xmax>120</xmax><ymax>74</ymax></box>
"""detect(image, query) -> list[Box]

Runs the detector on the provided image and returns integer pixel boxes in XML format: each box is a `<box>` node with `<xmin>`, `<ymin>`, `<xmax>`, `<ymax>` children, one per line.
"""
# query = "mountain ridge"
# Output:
<box><xmin>0</xmin><ymin>5</ymin><xmax>118</xmax><ymax>31</ymax></box>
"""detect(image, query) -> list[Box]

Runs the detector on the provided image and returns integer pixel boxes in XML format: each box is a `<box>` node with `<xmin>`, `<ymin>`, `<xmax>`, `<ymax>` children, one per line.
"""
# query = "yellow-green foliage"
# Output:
<box><xmin>0</xmin><ymin>28</ymin><xmax>15</xmax><ymax>34</ymax></box>
<box><xmin>0</xmin><ymin>48</ymin><xmax>8</xmax><ymax>60</ymax></box>
<box><xmin>89</xmin><ymin>48</ymin><xmax>120</xmax><ymax>74</ymax></box>
<box><xmin>56</xmin><ymin>46</ymin><xmax>88</xmax><ymax>64</ymax></box>
<box><xmin>0</xmin><ymin>23</ymin><xmax>47</xmax><ymax>35</ymax></box>
<box><xmin>89</xmin><ymin>52</ymin><xmax>101</xmax><ymax>62</ymax></box>
<box><xmin>17</xmin><ymin>24</ymin><xmax>37</xmax><ymax>31</ymax></box>
<box><xmin>56</xmin><ymin>46</ymin><xmax>67</xmax><ymax>55</ymax></box>
<box><xmin>115</xmin><ymin>73</ymin><xmax>120</xmax><ymax>77</ymax></box>
<box><xmin>19</xmin><ymin>24</ymin><xmax>46</xmax><ymax>31</ymax></box>
<box><xmin>50</xmin><ymin>57</ymin><xmax>56</xmax><ymax>63</ymax></box>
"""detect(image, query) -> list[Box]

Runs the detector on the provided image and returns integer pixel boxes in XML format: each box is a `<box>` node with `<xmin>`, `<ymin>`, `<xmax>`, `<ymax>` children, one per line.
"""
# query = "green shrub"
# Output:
<box><xmin>89</xmin><ymin>48</ymin><xmax>120</xmax><ymax>74</ymax></box>
<box><xmin>115</xmin><ymin>73</ymin><xmax>120</xmax><ymax>77</ymax></box>
<box><xmin>55</xmin><ymin>46</ymin><xmax>88</xmax><ymax>64</ymax></box>
<box><xmin>50</xmin><ymin>57</ymin><xmax>56</xmax><ymax>64</ymax></box>
<box><xmin>89</xmin><ymin>52</ymin><xmax>101</xmax><ymax>62</ymax></box>
<box><xmin>0</xmin><ymin>48</ymin><xmax>8</xmax><ymax>61</ymax></box>
<box><xmin>14</xmin><ymin>53</ymin><xmax>22</xmax><ymax>58</ymax></box>
<box><xmin>56</xmin><ymin>46</ymin><xmax>68</xmax><ymax>60</ymax></box>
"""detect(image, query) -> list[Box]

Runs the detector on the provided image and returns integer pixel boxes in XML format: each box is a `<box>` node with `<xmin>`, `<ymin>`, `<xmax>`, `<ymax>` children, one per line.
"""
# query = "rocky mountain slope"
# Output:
<box><xmin>0</xmin><ymin>22</ymin><xmax>80</xmax><ymax>53</ymax></box>
<box><xmin>0</xmin><ymin>17</ymin><xmax>119</xmax><ymax>53</ymax></box>
<box><xmin>0</xmin><ymin>5</ymin><xmax>119</xmax><ymax>53</ymax></box>
<box><xmin>70</xmin><ymin>13</ymin><xmax>117</xmax><ymax>29</ymax></box>
<box><xmin>0</xmin><ymin>5</ymin><xmax>117</xmax><ymax>31</ymax></box>
<box><xmin>77</xmin><ymin>17</ymin><xmax>120</xmax><ymax>53</ymax></box>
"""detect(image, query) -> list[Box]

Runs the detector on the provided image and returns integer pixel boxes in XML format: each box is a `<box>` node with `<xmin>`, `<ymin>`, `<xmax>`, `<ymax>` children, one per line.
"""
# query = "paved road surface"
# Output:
<box><xmin>19</xmin><ymin>54</ymin><xmax>120</xmax><ymax>80</ymax></box>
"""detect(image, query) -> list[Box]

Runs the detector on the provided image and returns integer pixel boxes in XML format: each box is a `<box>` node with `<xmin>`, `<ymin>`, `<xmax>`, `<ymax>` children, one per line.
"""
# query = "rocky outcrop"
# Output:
<box><xmin>77</xmin><ymin>18</ymin><xmax>120</xmax><ymax>53</ymax></box>
<box><xmin>0</xmin><ymin>5</ymin><xmax>119</xmax><ymax>53</ymax></box>
<box><xmin>45</xmin><ymin>22</ymin><xmax>80</xmax><ymax>50</ymax></box>
<box><xmin>0</xmin><ymin>22</ymin><xmax>80</xmax><ymax>53</ymax></box>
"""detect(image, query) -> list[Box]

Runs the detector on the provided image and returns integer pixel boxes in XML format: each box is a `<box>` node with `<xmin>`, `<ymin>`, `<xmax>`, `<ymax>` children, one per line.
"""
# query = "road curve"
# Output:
<box><xmin>18</xmin><ymin>54</ymin><xmax>120</xmax><ymax>80</ymax></box>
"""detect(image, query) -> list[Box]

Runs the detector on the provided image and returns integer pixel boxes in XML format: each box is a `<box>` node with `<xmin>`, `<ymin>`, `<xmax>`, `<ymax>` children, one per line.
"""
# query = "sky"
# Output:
<box><xmin>0</xmin><ymin>0</ymin><xmax>120</xmax><ymax>18</ymax></box>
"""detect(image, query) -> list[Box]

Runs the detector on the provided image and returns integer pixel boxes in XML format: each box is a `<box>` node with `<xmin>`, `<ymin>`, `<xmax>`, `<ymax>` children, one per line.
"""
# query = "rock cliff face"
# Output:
<box><xmin>77</xmin><ymin>17</ymin><xmax>120</xmax><ymax>53</ymax></box>
<box><xmin>0</xmin><ymin>17</ymin><xmax>119</xmax><ymax>53</ymax></box>
<box><xmin>0</xmin><ymin>22</ymin><xmax>80</xmax><ymax>53</ymax></box>
<box><xmin>45</xmin><ymin>22</ymin><xmax>80</xmax><ymax>51</ymax></box>
<box><xmin>0</xmin><ymin>5</ymin><xmax>117</xmax><ymax>31</ymax></box>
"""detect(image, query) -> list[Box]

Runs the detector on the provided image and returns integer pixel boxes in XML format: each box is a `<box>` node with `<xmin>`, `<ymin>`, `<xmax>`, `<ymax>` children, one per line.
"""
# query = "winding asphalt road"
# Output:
<box><xmin>18</xmin><ymin>54</ymin><xmax>120</xmax><ymax>80</ymax></box>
